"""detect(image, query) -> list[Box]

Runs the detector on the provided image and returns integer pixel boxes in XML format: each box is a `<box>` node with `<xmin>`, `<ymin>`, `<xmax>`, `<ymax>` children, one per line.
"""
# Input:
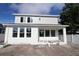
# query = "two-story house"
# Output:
<box><xmin>3</xmin><ymin>14</ymin><xmax>68</xmax><ymax>45</ymax></box>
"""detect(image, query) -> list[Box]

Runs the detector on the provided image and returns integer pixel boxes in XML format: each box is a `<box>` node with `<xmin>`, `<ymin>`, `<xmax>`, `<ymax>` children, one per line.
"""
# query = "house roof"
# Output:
<box><xmin>13</xmin><ymin>14</ymin><xmax>60</xmax><ymax>18</ymax></box>
<box><xmin>3</xmin><ymin>23</ymin><xmax>68</xmax><ymax>29</ymax></box>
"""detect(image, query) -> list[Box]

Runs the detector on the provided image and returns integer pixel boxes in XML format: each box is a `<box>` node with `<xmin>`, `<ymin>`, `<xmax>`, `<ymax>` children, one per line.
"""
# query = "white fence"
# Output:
<box><xmin>59</xmin><ymin>34</ymin><xmax>79</xmax><ymax>44</ymax></box>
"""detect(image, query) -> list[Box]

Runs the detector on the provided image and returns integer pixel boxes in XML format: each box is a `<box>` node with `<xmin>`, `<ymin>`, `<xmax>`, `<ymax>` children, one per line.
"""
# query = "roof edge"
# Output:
<box><xmin>13</xmin><ymin>13</ymin><xmax>60</xmax><ymax>17</ymax></box>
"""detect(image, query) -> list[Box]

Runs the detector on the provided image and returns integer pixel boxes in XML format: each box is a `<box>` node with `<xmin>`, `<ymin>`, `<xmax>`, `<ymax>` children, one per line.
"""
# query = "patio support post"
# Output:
<box><xmin>63</xmin><ymin>28</ymin><xmax>67</xmax><ymax>44</ymax></box>
<box><xmin>55</xmin><ymin>29</ymin><xmax>58</xmax><ymax>37</ymax></box>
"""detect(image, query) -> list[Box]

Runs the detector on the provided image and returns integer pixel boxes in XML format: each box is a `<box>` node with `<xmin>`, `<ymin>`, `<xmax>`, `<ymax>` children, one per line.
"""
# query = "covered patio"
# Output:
<box><xmin>37</xmin><ymin>25</ymin><xmax>68</xmax><ymax>45</ymax></box>
<box><xmin>3</xmin><ymin>23</ymin><xmax>68</xmax><ymax>45</ymax></box>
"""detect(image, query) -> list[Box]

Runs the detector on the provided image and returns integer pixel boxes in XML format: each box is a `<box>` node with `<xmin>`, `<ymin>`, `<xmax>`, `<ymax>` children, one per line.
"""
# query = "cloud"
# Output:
<box><xmin>10</xmin><ymin>3</ymin><xmax>64</xmax><ymax>14</ymax></box>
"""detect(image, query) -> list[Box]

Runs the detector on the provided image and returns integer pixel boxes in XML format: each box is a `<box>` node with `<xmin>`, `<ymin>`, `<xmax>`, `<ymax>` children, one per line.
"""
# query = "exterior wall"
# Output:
<box><xmin>40</xmin><ymin>17</ymin><xmax>58</xmax><ymax>24</ymax></box>
<box><xmin>4</xmin><ymin>27</ymin><xmax>13</xmax><ymax>44</ymax></box>
<box><xmin>4</xmin><ymin>27</ymin><xmax>39</xmax><ymax>44</ymax></box>
<box><xmin>4</xmin><ymin>27</ymin><xmax>59</xmax><ymax>44</ymax></box>
<box><xmin>39</xmin><ymin>37</ymin><xmax>58</xmax><ymax>42</ymax></box>
<box><xmin>15</xmin><ymin>16</ymin><xmax>20</xmax><ymax>23</ymax></box>
<box><xmin>15</xmin><ymin>16</ymin><xmax>58</xmax><ymax>24</ymax></box>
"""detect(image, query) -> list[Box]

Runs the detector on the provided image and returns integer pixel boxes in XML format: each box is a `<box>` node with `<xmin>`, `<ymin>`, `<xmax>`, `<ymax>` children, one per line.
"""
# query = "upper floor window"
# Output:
<box><xmin>27</xmin><ymin>17</ymin><xmax>33</xmax><ymax>23</ymax></box>
<box><xmin>27</xmin><ymin>17</ymin><xmax>30</xmax><ymax>23</ymax></box>
<box><xmin>20</xmin><ymin>17</ymin><xmax>23</xmax><ymax>22</ymax></box>
<box><xmin>13</xmin><ymin>28</ymin><xmax>18</xmax><ymax>37</ymax></box>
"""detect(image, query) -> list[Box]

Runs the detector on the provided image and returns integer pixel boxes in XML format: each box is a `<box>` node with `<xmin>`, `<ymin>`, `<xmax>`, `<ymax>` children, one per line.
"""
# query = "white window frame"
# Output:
<box><xmin>39</xmin><ymin>29</ymin><xmax>55</xmax><ymax>37</ymax></box>
<box><xmin>26</xmin><ymin>27</ymin><xmax>31</xmax><ymax>37</ymax></box>
<box><xmin>12</xmin><ymin>28</ymin><xmax>18</xmax><ymax>38</ymax></box>
<box><xmin>19</xmin><ymin>27</ymin><xmax>25</xmax><ymax>38</ymax></box>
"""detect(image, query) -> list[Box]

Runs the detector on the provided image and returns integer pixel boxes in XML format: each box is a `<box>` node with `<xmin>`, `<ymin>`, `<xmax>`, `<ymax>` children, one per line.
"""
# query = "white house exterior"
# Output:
<box><xmin>3</xmin><ymin>14</ymin><xmax>68</xmax><ymax>45</ymax></box>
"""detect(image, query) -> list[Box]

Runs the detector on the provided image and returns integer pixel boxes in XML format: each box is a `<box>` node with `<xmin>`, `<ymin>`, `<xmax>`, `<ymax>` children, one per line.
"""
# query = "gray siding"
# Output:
<box><xmin>0</xmin><ymin>34</ymin><xmax>4</xmax><ymax>42</ymax></box>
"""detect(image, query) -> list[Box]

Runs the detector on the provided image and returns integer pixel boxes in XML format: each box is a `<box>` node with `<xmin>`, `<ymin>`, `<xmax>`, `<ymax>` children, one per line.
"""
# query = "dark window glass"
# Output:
<box><xmin>26</xmin><ymin>28</ymin><xmax>31</xmax><ymax>37</ymax></box>
<box><xmin>51</xmin><ymin>30</ymin><xmax>55</xmax><ymax>37</ymax></box>
<box><xmin>39</xmin><ymin>18</ymin><xmax>41</xmax><ymax>20</ymax></box>
<box><xmin>27</xmin><ymin>17</ymin><xmax>30</xmax><ymax>23</ymax></box>
<box><xmin>45</xmin><ymin>30</ymin><xmax>50</xmax><ymax>37</ymax></box>
<box><xmin>27</xmin><ymin>28</ymin><xmax>31</xmax><ymax>32</ymax></box>
<box><xmin>27</xmin><ymin>32</ymin><xmax>31</xmax><ymax>37</ymax></box>
<box><xmin>20</xmin><ymin>17</ymin><xmax>23</xmax><ymax>22</ymax></box>
<box><xmin>0</xmin><ymin>28</ymin><xmax>2</xmax><ymax>33</ymax></box>
<box><xmin>13</xmin><ymin>28</ymin><xmax>18</xmax><ymax>37</ymax></box>
<box><xmin>39</xmin><ymin>29</ymin><xmax>44</xmax><ymax>37</ymax></box>
<box><xmin>20</xmin><ymin>28</ymin><xmax>24</xmax><ymax>37</ymax></box>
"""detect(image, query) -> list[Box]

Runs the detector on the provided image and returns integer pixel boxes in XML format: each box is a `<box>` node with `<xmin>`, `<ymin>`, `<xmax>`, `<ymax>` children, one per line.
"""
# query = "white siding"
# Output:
<box><xmin>4</xmin><ymin>27</ymin><xmax>39</xmax><ymax>44</ymax></box>
<box><xmin>39</xmin><ymin>37</ymin><xmax>58</xmax><ymax>42</ymax></box>
<box><xmin>15</xmin><ymin>16</ymin><xmax>58</xmax><ymax>24</ymax></box>
<box><xmin>40</xmin><ymin>17</ymin><xmax>58</xmax><ymax>24</ymax></box>
<box><xmin>4</xmin><ymin>27</ymin><xmax>13</xmax><ymax>44</ymax></box>
<box><xmin>15</xmin><ymin>16</ymin><xmax>20</xmax><ymax>23</ymax></box>
<box><xmin>31</xmin><ymin>17</ymin><xmax>40</xmax><ymax>23</ymax></box>
<box><xmin>31</xmin><ymin>28</ymin><xmax>38</xmax><ymax>43</ymax></box>
<box><xmin>15</xmin><ymin>16</ymin><xmax>26</xmax><ymax>23</ymax></box>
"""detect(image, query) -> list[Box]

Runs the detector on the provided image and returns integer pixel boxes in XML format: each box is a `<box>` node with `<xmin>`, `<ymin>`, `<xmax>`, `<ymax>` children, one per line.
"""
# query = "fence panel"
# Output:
<box><xmin>0</xmin><ymin>34</ymin><xmax>4</xmax><ymax>43</ymax></box>
<box><xmin>59</xmin><ymin>34</ymin><xmax>79</xmax><ymax>44</ymax></box>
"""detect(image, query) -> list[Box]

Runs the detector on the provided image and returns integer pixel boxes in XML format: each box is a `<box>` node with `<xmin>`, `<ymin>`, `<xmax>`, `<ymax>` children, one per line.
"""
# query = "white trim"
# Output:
<box><xmin>63</xmin><ymin>28</ymin><xmax>67</xmax><ymax>44</ymax></box>
<box><xmin>55</xmin><ymin>29</ymin><xmax>58</xmax><ymax>37</ymax></box>
<box><xmin>18</xmin><ymin>27</ymin><xmax>20</xmax><ymax>38</ymax></box>
<box><xmin>4</xmin><ymin>27</ymin><xmax>8</xmax><ymax>44</ymax></box>
<box><xmin>24</xmin><ymin>28</ymin><xmax>26</xmax><ymax>38</ymax></box>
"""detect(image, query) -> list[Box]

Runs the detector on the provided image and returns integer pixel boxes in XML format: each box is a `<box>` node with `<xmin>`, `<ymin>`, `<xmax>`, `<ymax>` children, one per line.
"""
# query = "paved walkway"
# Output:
<box><xmin>0</xmin><ymin>44</ymin><xmax>79</xmax><ymax>56</ymax></box>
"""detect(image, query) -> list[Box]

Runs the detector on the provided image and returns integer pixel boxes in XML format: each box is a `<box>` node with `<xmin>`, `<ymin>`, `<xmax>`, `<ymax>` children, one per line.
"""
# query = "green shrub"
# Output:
<box><xmin>3</xmin><ymin>44</ymin><xmax>11</xmax><ymax>48</ymax></box>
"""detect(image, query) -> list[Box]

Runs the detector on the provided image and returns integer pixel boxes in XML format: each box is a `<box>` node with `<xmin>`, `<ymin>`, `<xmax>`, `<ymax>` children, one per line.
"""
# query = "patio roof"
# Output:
<box><xmin>3</xmin><ymin>23</ymin><xmax>68</xmax><ymax>29</ymax></box>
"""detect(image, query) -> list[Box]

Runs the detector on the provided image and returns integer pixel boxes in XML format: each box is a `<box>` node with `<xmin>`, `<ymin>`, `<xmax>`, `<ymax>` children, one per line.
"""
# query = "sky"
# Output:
<box><xmin>0</xmin><ymin>3</ymin><xmax>65</xmax><ymax>23</ymax></box>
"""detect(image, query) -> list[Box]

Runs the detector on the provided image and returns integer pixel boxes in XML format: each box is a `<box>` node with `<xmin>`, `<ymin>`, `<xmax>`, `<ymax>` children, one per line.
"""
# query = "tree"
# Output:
<box><xmin>0</xmin><ymin>24</ymin><xmax>3</xmax><ymax>33</ymax></box>
<box><xmin>60</xmin><ymin>3</ymin><xmax>79</xmax><ymax>34</ymax></box>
